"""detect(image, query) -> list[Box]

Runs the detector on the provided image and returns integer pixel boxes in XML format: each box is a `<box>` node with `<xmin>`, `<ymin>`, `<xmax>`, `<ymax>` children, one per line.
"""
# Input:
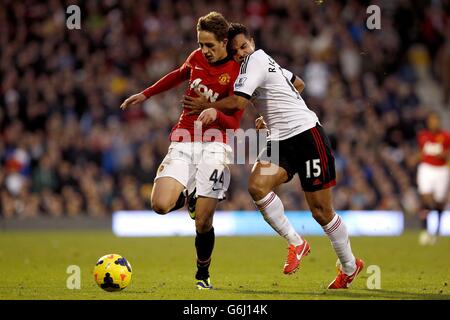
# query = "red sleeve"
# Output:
<box><xmin>445</xmin><ymin>132</ymin><xmax>450</xmax><ymax>150</ymax></box>
<box><xmin>216</xmin><ymin>109</ymin><xmax>243</xmax><ymax>130</ymax></box>
<box><xmin>417</xmin><ymin>132</ymin><xmax>425</xmax><ymax>148</ymax></box>
<box><xmin>229</xmin><ymin>70</ymin><xmax>239</xmax><ymax>96</ymax></box>
<box><xmin>140</xmin><ymin>51</ymin><xmax>197</xmax><ymax>98</ymax></box>
<box><xmin>141</xmin><ymin>66</ymin><xmax>190</xmax><ymax>98</ymax></box>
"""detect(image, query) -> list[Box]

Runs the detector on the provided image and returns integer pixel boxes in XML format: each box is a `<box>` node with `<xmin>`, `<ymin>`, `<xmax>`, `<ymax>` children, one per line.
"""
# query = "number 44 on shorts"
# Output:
<box><xmin>209</xmin><ymin>169</ymin><xmax>224</xmax><ymax>191</ymax></box>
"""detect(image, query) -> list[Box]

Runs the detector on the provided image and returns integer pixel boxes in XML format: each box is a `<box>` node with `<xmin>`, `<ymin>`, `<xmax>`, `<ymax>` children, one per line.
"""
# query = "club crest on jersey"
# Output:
<box><xmin>218</xmin><ymin>73</ymin><xmax>230</xmax><ymax>85</ymax></box>
<box><xmin>190</xmin><ymin>78</ymin><xmax>219</xmax><ymax>102</ymax></box>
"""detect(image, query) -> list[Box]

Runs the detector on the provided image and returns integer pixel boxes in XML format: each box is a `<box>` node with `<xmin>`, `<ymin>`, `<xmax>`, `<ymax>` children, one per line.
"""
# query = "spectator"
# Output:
<box><xmin>0</xmin><ymin>1</ymin><xmax>448</xmax><ymax>218</ymax></box>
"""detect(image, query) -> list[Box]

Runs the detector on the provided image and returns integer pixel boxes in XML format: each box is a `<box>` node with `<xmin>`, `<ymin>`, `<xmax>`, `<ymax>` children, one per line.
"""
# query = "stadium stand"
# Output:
<box><xmin>1</xmin><ymin>0</ymin><xmax>449</xmax><ymax>219</ymax></box>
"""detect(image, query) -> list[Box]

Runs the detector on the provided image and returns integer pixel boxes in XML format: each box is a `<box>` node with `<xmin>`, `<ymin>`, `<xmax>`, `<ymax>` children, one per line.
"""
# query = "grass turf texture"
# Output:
<box><xmin>0</xmin><ymin>230</ymin><xmax>449</xmax><ymax>300</ymax></box>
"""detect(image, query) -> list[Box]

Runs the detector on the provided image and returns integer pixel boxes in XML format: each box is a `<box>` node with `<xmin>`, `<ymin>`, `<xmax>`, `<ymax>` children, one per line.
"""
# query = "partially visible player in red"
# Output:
<box><xmin>120</xmin><ymin>12</ymin><xmax>242</xmax><ymax>289</ymax></box>
<box><xmin>417</xmin><ymin>111</ymin><xmax>450</xmax><ymax>245</ymax></box>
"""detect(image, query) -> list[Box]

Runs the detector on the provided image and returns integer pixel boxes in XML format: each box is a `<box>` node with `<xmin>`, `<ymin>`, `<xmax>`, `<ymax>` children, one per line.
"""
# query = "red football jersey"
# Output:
<box><xmin>170</xmin><ymin>49</ymin><xmax>242</xmax><ymax>143</ymax></box>
<box><xmin>417</xmin><ymin>130</ymin><xmax>450</xmax><ymax>166</ymax></box>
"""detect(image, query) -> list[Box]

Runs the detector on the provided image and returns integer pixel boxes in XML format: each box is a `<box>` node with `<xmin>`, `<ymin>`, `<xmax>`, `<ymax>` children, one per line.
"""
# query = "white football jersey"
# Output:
<box><xmin>234</xmin><ymin>49</ymin><xmax>319</xmax><ymax>140</ymax></box>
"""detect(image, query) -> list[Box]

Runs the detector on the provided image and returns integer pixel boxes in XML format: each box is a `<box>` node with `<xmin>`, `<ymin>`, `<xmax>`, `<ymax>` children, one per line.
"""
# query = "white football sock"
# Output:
<box><xmin>255</xmin><ymin>192</ymin><xmax>303</xmax><ymax>246</ymax></box>
<box><xmin>322</xmin><ymin>214</ymin><xmax>356</xmax><ymax>275</ymax></box>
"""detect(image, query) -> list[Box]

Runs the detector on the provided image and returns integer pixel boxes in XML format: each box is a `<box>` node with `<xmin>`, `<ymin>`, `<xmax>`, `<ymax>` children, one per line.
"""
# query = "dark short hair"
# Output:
<box><xmin>197</xmin><ymin>12</ymin><xmax>229</xmax><ymax>42</ymax></box>
<box><xmin>228</xmin><ymin>22</ymin><xmax>251</xmax><ymax>41</ymax></box>
<box><xmin>227</xmin><ymin>23</ymin><xmax>252</xmax><ymax>55</ymax></box>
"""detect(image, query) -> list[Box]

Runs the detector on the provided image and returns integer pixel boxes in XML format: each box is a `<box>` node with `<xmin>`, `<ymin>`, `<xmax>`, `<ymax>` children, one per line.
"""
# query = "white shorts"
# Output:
<box><xmin>417</xmin><ymin>163</ymin><xmax>450</xmax><ymax>202</ymax></box>
<box><xmin>155</xmin><ymin>142</ymin><xmax>232</xmax><ymax>200</ymax></box>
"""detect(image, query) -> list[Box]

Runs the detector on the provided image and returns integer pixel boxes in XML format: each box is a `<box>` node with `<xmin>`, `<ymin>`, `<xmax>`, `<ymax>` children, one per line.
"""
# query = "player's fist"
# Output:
<box><xmin>255</xmin><ymin>116</ymin><xmax>267</xmax><ymax>130</ymax></box>
<box><xmin>183</xmin><ymin>95</ymin><xmax>209</xmax><ymax>115</ymax></box>
<box><xmin>197</xmin><ymin>108</ymin><xmax>217</xmax><ymax>126</ymax></box>
<box><xmin>120</xmin><ymin>93</ymin><xmax>146</xmax><ymax>110</ymax></box>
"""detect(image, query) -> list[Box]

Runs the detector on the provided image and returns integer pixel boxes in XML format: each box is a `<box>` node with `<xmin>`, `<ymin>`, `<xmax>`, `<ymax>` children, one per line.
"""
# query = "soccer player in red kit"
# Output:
<box><xmin>417</xmin><ymin>112</ymin><xmax>450</xmax><ymax>245</ymax></box>
<box><xmin>120</xmin><ymin>12</ymin><xmax>242</xmax><ymax>289</ymax></box>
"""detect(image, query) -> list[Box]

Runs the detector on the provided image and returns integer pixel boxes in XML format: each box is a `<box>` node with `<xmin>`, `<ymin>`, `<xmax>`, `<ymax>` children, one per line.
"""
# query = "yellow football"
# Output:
<box><xmin>93</xmin><ymin>254</ymin><xmax>132</xmax><ymax>291</ymax></box>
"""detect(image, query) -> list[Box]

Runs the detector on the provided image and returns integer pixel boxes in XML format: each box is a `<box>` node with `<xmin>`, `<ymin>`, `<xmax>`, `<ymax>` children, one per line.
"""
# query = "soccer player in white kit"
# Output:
<box><xmin>416</xmin><ymin>112</ymin><xmax>450</xmax><ymax>245</ymax></box>
<box><xmin>184</xmin><ymin>23</ymin><xmax>364</xmax><ymax>289</ymax></box>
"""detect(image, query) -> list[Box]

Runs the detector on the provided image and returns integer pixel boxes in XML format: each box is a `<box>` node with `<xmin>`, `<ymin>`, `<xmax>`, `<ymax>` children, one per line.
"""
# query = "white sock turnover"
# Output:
<box><xmin>322</xmin><ymin>214</ymin><xmax>356</xmax><ymax>275</ymax></box>
<box><xmin>255</xmin><ymin>191</ymin><xmax>303</xmax><ymax>246</ymax></box>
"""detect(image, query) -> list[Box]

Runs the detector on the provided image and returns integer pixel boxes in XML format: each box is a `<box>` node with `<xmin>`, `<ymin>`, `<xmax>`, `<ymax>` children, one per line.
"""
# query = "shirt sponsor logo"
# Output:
<box><xmin>190</xmin><ymin>78</ymin><xmax>220</xmax><ymax>102</ymax></box>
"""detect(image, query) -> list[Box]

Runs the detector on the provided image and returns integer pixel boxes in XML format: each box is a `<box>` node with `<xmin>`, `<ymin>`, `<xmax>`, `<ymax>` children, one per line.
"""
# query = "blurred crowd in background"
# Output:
<box><xmin>1</xmin><ymin>0</ymin><xmax>450</xmax><ymax>219</ymax></box>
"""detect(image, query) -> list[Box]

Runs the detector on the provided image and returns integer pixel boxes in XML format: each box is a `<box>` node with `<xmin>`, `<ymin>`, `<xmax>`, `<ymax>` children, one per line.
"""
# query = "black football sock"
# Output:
<box><xmin>436</xmin><ymin>209</ymin><xmax>443</xmax><ymax>235</ymax></box>
<box><xmin>195</xmin><ymin>227</ymin><xmax>215</xmax><ymax>279</ymax></box>
<box><xmin>420</xmin><ymin>207</ymin><xmax>430</xmax><ymax>230</ymax></box>
<box><xmin>421</xmin><ymin>216</ymin><xmax>428</xmax><ymax>230</ymax></box>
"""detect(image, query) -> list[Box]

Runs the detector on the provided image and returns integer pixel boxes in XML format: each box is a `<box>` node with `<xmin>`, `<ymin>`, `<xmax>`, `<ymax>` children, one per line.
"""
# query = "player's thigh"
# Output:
<box><xmin>296</xmin><ymin>124</ymin><xmax>336</xmax><ymax>193</ymax></box>
<box><xmin>432</xmin><ymin>166</ymin><xmax>450</xmax><ymax>203</ymax></box>
<box><xmin>417</xmin><ymin>163</ymin><xmax>434</xmax><ymax>196</ymax></box>
<box><xmin>250</xmin><ymin>138</ymin><xmax>295</xmax><ymax>198</ymax></box>
<box><xmin>248</xmin><ymin>161</ymin><xmax>289</xmax><ymax>198</ymax></box>
<box><xmin>152</xmin><ymin>149</ymin><xmax>192</xmax><ymax>209</ymax></box>
<box><xmin>151</xmin><ymin>177</ymin><xmax>186</xmax><ymax>207</ymax></box>
<box><xmin>196</xmin><ymin>143</ymin><xmax>232</xmax><ymax>200</ymax></box>
<box><xmin>196</xmin><ymin>162</ymin><xmax>230</xmax><ymax>200</ymax></box>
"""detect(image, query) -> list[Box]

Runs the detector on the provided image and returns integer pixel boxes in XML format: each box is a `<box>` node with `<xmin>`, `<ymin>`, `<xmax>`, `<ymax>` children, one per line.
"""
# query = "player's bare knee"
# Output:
<box><xmin>248</xmin><ymin>178</ymin><xmax>270</xmax><ymax>200</ymax></box>
<box><xmin>151</xmin><ymin>200</ymin><xmax>171</xmax><ymax>215</ymax></box>
<box><xmin>310</xmin><ymin>205</ymin><xmax>334</xmax><ymax>225</ymax></box>
<box><xmin>195</xmin><ymin>218</ymin><xmax>212</xmax><ymax>233</ymax></box>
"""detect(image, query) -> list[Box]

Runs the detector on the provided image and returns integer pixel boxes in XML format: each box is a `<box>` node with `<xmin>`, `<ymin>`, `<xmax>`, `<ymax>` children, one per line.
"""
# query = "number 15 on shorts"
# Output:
<box><xmin>306</xmin><ymin>159</ymin><xmax>321</xmax><ymax>178</ymax></box>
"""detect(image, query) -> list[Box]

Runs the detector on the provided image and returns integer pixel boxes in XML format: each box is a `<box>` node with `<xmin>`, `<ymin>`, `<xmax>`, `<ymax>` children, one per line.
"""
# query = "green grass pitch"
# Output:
<box><xmin>0</xmin><ymin>230</ymin><xmax>449</xmax><ymax>300</ymax></box>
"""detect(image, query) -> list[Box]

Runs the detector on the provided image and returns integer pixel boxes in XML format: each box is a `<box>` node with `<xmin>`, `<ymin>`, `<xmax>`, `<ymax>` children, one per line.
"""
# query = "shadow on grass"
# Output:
<box><xmin>216</xmin><ymin>288</ymin><xmax>450</xmax><ymax>300</ymax></box>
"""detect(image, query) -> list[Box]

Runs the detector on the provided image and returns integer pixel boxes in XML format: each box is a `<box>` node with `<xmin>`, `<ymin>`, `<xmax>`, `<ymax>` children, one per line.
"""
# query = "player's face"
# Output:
<box><xmin>230</xmin><ymin>34</ymin><xmax>255</xmax><ymax>64</ymax></box>
<box><xmin>427</xmin><ymin>113</ymin><xmax>440</xmax><ymax>131</ymax></box>
<box><xmin>197</xmin><ymin>31</ymin><xmax>228</xmax><ymax>64</ymax></box>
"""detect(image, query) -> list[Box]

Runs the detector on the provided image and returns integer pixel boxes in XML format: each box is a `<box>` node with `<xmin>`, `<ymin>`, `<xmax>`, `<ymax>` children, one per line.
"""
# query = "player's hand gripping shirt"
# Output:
<box><xmin>233</xmin><ymin>49</ymin><xmax>319</xmax><ymax>141</ymax></box>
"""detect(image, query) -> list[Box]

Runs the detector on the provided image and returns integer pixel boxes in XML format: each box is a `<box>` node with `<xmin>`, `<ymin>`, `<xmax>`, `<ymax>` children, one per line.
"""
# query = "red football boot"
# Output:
<box><xmin>328</xmin><ymin>258</ymin><xmax>364</xmax><ymax>289</ymax></box>
<box><xmin>283</xmin><ymin>238</ymin><xmax>311</xmax><ymax>275</ymax></box>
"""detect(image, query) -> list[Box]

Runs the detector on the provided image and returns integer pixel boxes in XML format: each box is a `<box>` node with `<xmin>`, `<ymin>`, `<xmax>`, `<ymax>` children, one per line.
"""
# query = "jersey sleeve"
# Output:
<box><xmin>233</xmin><ymin>54</ymin><xmax>266</xmax><ymax>100</ymax></box>
<box><xmin>216</xmin><ymin>109</ymin><xmax>243</xmax><ymax>130</ymax></box>
<box><xmin>141</xmin><ymin>67</ymin><xmax>190</xmax><ymax>98</ymax></box>
<box><xmin>444</xmin><ymin>132</ymin><xmax>450</xmax><ymax>150</ymax></box>
<box><xmin>281</xmin><ymin>68</ymin><xmax>296</xmax><ymax>83</ymax></box>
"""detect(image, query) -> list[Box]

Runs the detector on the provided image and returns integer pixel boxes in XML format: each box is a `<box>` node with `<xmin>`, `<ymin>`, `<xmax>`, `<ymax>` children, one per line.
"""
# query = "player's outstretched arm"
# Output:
<box><xmin>184</xmin><ymin>94</ymin><xmax>249</xmax><ymax>115</ymax></box>
<box><xmin>196</xmin><ymin>107</ymin><xmax>242</xmax><ymax>127</ymax></box>
<box><xmin>120</xmin><ymin>93</ymin><xmax>146</xmax><ymax>110</ymax></box>
<box><xmin>121</xmin><ymin>67</ymin><xmax>190</xmax><ymax>110</ymax></box>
